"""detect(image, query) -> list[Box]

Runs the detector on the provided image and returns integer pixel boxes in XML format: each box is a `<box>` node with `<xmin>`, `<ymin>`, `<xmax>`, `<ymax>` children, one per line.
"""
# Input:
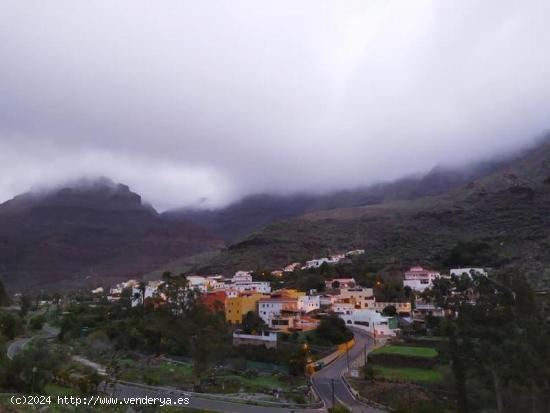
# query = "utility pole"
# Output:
<box><xmin>364</xmin><ymin>343</ymin><xmax>367</xmax><ymax>367</ymax></box>
<box><xmin>331</xmin><ymin>379</ymin><xmax>335</xmax><ymax>407</ymax></box>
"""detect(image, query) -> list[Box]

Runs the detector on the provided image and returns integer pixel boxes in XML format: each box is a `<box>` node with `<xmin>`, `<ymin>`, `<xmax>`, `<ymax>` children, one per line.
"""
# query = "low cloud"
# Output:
<box><xmin>1</xmin><ymin>1</ymin><xmax>549</xmax><ymax>210</ymax></box>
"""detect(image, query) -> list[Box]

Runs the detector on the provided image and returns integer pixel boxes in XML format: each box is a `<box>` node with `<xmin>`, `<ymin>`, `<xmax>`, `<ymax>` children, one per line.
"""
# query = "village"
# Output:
<box><xmin>1</xmin><ymin>243</ymin><xmax>546</xmax><ymax>413</ymax></box>
<box><xmin>101</xmin><ymin>250</ymin><xmax>488</xmax><ymax>354</ymax></box>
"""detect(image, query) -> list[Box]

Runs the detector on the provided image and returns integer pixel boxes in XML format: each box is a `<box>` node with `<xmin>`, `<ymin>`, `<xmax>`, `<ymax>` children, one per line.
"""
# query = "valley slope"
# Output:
<box><xmin>194</xmin><ymin>139</ymin><xmax>550</xmax><ymax>288</ymax></box>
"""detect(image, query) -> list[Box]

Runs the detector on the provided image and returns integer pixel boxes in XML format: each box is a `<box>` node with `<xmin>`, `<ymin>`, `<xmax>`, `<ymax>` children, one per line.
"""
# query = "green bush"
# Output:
<box><xmin>328</xmin><ymin>405</ymin><xmax>351</xmax><ymax>413</ymax></box>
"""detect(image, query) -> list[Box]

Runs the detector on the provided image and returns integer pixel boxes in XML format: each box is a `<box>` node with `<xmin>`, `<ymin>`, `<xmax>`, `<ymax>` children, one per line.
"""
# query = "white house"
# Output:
<box><xmin>108</xmin><ymin>279</ymin><xmax>139</xmax><ymax>301</ymax></box>
<box><xmin>303</xmin><ymin>258</ymin><xmax>332</xmax><ymax>269</ymax></box>
<box><xmin>332</xmin><ymin>302</ymin><xmax>355</xmax><ymax>314</ymax></box>
<box><xmin>186</xmin><ymin>276</ymin><xmax>207</xmax><ymax>292</ymax></box>
<box><xmin>283</xmin><ymin>263</ymin><xmax>301</xmax><ymax>272</ymax></box>
<box><xmin>325</xmin><ymin>278</ymin><xmax>356</xmax><ymax>290</ymax></box>
<box><xmin>403</xmin><ymin>267</ymin><xmax>441</xmax><ymax>292</ymax></box>
<box><xmin>297</xmin><ymin>295</ymin><xmax>321</xmax><ymax>313</ymax></box>
<box><xmin>450</xmin><ymin>268</ymin><xmax>488</xmax><ymax>278</ymax></box>
<box><xmin>338</xmin><ymin>308</ymin><xmax>398</xmax><ymax>337</ymax></box>
<box><xmin>232</xmin><ymin>330</ymin><xmax>278</xmax><ymax>349</ymax></box>
<box><xmin>233</xmin><ymin>281</ymin><xmax>271</xmax><ymax>294</ymax></box>
<box><xmin>257</xmin><ymin>296</ymin><xmax>298</xmax><ymax>326</ymax></box>
<box><xmin>320</xmin><ymin>294</ymin><xmax>336</xmax><ymax>307</ymax></box>
<box><xmin>233</xmin><ymin>271</ymin><xmax>253</xmax><ymax>283</ymax></box>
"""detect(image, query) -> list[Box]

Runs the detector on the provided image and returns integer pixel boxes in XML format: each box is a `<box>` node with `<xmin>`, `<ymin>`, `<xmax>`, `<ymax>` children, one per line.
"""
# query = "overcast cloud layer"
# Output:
<box><xmin>1</xmin><ymin>1</ymin><xmax>550</xmax><ymax>210</ymax></box>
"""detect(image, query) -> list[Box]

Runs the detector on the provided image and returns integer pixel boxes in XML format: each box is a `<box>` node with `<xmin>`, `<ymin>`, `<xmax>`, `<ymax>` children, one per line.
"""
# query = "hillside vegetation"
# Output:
<box><xmin>194</xmin><ymin>138</ymin><xmax>550</xmax><ymax>288</ymax></box>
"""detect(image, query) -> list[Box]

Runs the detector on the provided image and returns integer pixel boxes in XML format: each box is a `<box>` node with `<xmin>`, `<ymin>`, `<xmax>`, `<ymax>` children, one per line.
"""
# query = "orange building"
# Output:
<box><xmin>202</xmin><ymin>291</ymin><xmax>227</xmax><ymax>312</ymax></box>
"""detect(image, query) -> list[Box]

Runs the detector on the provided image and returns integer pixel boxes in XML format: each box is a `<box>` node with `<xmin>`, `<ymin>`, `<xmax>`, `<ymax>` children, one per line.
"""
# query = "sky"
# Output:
<box><xmin>1</xmin><ymin>0</ymin><xmax>550</xmax><ymax>211</ymax></box>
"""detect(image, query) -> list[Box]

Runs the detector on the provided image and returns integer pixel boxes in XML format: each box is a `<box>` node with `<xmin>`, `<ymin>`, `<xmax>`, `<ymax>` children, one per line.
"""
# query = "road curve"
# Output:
<box><xmin>107</xmin><ymin>327</ymin><xmax>384</xmax><ymax>413</ymax></box>
<box><xmin>312</xmin><ymin>327</ymin><xmax>384</xmax><ymax>413</ymax></box>
<box><xmin>6</xmin><ymin>324</ymin><xmax>60</xmax><ymax>360</ymax></box>
<box><xmin>7</xmin><ymin>337</ymin><xmax>32</xmax><ymax>360</ymax></box>
<box><xmin>9</xmin><ymin>324</ymin><xmax>382</xmax><ymax>412</ymax></box>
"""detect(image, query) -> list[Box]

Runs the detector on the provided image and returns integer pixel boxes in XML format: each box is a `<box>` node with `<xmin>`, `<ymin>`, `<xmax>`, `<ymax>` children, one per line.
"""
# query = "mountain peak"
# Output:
<box><xmin>0</xmin><ymin>177</ymin><xmax>150</xmax><ymax>214</ymax></box>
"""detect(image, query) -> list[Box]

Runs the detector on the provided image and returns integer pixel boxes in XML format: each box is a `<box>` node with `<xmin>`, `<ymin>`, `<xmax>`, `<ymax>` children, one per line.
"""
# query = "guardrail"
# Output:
<box><xmin>307</xmin><ymin>337</ymin><xmax>355</xmax><ymax>373</ymax></box>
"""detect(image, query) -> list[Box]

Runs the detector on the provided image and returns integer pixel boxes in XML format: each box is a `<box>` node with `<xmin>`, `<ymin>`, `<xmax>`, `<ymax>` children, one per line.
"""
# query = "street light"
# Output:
<box><xmin>31</xmin><ymin>366</ymin><xmax>37</xmax><ymax>394</ymax></box>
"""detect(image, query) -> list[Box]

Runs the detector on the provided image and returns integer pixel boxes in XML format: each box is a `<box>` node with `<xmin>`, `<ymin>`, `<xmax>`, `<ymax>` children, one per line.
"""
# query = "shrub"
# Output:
<box><xmin>328</xmin><ymin>405</ymin><xmax>351</xmax><ymax>413</ymax></box>
<box><xmin>29</xmin><ymin>315</ymin><xmax>46</xmax><ymax>331</ymax></box>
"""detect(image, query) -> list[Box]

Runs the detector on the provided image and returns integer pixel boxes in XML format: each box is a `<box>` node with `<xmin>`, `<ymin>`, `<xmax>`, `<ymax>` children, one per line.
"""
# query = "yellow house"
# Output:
<box><xmin>271</xmin><ymin>288</ymin><xmax>305</xmax><ymax>299</ymax></box>
<box><xmin>225</xmin><ymin>292</ymin><xmax>266</xmax><ymax>325</ymax></box>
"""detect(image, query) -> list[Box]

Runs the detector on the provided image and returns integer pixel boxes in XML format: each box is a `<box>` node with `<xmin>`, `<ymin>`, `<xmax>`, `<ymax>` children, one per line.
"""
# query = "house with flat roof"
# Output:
<box><xmin>403</xmin><ymin>267</ymin><xmax>441</xmax><ymax>292</ymax></box>
<box><xmin>339</xmin><ymin>308</ymin><xmax>399</xmax><ymax>337</ymax></box>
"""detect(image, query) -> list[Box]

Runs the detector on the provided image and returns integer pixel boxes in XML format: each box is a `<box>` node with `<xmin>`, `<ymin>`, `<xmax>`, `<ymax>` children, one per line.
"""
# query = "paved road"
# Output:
<box><xmin>312</xmin><ymin>327</ymin><xmax>384</xmax><ymax>413</ymax></box>
<box><xmin>6</xmin><ymin>324</ymin><xmax>59</xmax><ymax>360</ymax></box>
<box><xmin>109</xmin><ymin>381</ymin><xmax>323</xmax><ymax>413</ymax></box>
<box><xmin>7</xmin><ymin>324</ymin><xmax>382</xmax><ymax>413</ymax></box>
<box><xmin>72</xmin><ymin>355</ymin><xmax>107</xmax><ymax>375</ymax></box>
<box><xmin>7</xmin><ymin>337</ymin><xmax>32</xmax><ymax>360</ymax></box>
<box><xmin>106</xmin><ymin>327</ymin><xmax>384</xmax><ymax>413</ymax></box>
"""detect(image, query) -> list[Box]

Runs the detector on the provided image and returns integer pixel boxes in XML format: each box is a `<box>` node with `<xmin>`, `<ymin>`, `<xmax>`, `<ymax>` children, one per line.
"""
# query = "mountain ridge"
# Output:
<box><xmin>189</xmin><ymin>138</ymin><xmax>550</xmax><ymax>288</ymax></box>
<box><xmin>0</xmin><ymin>179</ymin><xmax>223</xmax><ymax>291</ymax></box>
<box><xmin>164</xmin><ymin>150</ymin><xmax>526</xmax><ymax>242</ymax></box>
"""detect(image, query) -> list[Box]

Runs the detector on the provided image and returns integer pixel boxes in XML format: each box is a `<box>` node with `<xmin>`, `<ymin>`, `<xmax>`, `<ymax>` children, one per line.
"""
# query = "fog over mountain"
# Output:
<box><xmin>1</xmin><ymin>1</ymin><xmax>550</xmax><ymax>210</ymax></box>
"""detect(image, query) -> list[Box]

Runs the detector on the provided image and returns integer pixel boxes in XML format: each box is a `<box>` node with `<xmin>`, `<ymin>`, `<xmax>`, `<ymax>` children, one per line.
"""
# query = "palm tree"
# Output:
<box><xmin>133</xmin><ymin>282</ymin><xmax>147</xmax><ymax>307</ymax></box>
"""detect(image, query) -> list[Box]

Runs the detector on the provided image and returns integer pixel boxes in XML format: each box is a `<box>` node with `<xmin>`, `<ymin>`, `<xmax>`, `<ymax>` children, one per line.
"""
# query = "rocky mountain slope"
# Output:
<box><xmin>0</xmin><ymin>179</ymin><xmax>223</xmax><ymax>291</ymax></box>
<box><xmin>166</xmin><ymin>158</ymin><xmax>512</xmax><ymax>242</ymax></box>
<box><xmin>193</xmin><ymin>138</ymin><xmax>550</xmax><ymax>288</ymax></box>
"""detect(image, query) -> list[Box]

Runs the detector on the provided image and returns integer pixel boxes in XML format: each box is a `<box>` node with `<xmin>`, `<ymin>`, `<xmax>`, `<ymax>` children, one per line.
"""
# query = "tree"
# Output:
<box><xmin>19</xmin><ymin>295</ymin><xmax>32</xmax><ymax>317</ymax></box>
<box><xmin>159</xmin><ymin>272</ymin><xmax>188</xmax><ymax>314</ymax></box>
<box><xmin>184</xmin><ymin>292</ymin><xmax>230</xmax><ymax>390</ymax></box>
<box><xmin>52</xmin><ymin>293</ymin><xmax>62</xmax><ymax>313</ymax></box>
<box><xmin>133</xmin><ymin>281</ymin><xmax>147</xmax><ymax>308</ymax></box>
<box><xmin>316</xmin><ymin>315</ymin><xmax>353</xmax><ymax>345</ymax></box>
<box><xmin>242</xmin><ymin>311</ymin><xmax>267</xmax><ymax>334</ymax></box>
<box><xmin>105</xmin><ymin>356</ymin><xmax>120</xmax><ymax>395</ymax></box>
<box><xmin>0</xmin><ymin>311</ymin><xmax>23</xmax><ymax>340</ymax></box>
<box><xmin>426</xmin><ymin>271</ymin><xmax>550</xmax><ymax>413</ymax></box>
<box><xmin>382</xmin><ymin>305</ymin><xmax>397</xmax><ymax>317</ymax></box>
<box><xmin>289</xmin><ymin>343</ymin><xmax>309</xmax><ymax>376</ymax></box>
<box><xmin>29</xmin><ymin>314</ymin><xmax>46</xmax><ymax>330</ymax></box>
<box><xmin>0</xmin><ymin>281</ymin><xmax>9</xmax><ymax>307</ymax></box>
<box><xmin>10</xmin><ymin>339</ymin><xmax>68</xmax><ymax>393</ymax></box>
